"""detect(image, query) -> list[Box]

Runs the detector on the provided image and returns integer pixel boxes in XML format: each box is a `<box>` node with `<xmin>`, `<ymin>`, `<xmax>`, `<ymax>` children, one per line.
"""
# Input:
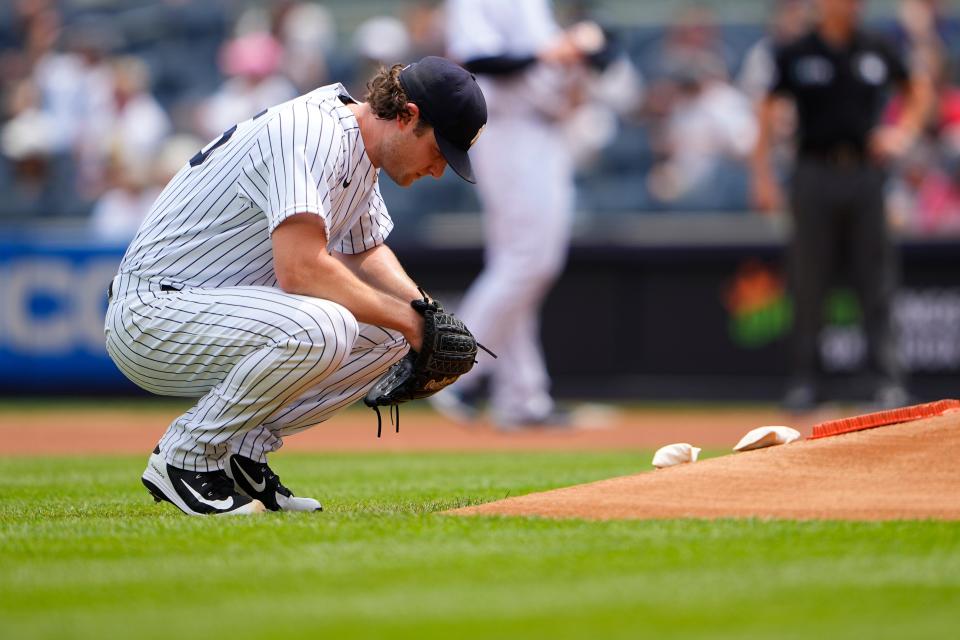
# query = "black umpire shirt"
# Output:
<box><xmin>771</xmin><ymin>29</ymin><xmax>909</xmax><ymax>156</ymax></box>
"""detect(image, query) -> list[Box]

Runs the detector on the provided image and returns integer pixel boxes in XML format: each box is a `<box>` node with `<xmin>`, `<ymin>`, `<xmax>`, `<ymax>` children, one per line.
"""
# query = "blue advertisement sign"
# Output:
<box><xmin>0</xmin><ymin>231</ymin><xmax>137</xmax><ymax>393</ymax></box>
<box><xmin>2</xmin><ymin>230</ymin><xmax>958</xmax><ymax>399</ymax></box>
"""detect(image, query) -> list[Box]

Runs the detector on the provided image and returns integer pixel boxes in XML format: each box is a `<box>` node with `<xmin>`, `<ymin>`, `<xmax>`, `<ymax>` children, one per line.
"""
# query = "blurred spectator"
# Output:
<box><xmin>26</xmin><ymin>14</ymin><xmax>119</xmax><ymax>212</ymax></box>
<box><xmin>911</xmin><ymin>151</ymin><xmax>960</xmax><ymax>231</ymax></box>
<box><xmin>940</xmin><ymin>78</ymin><xmax>960</xmax><ymax>154</ymax></box>
<box><xmin>637</xmin><ymin>5</ymin><xmax>754</xmax><ymax>210</ymax></box>
<box><xmin>1</xmin><ymin>78</ymin><xmax>58</xmax><ymax>216</ymax></box>
<box><xmin>882</xmin><ymin>0</ymin><xmax>960</xmax><ymax>234</ymax></box>
<box><xmin>354</xmin><ymin>15</ymin><xmax>411</xmax><ymax>64</ymax></box>
<box><xmin>2</xmin><ymin>78</ymin><xmax>54</xmax><ymax>160</ymax></box>
<box><xmin>198</xmin><ymin>31</ymin><xmax>297</xmax><ymax>139</ymax></box>
<box><xmin>33</xmin><ymin>18</ymin><xmax>115</xmax><ymax>157</ymax></box>
<box><xmin>563</xmin><ymin>50</ymin><xmax>646</xmax><ymax>171</ymax></box>
<box><xmin>349</xmin><ymin>16</ymin><xmax>412</xmax><ymax>96</ymax></box>
<box><xmin>12</xmin><ymin>0</ymin><xmax>57</xmax><ymax>74</ymax></box>
<box><xmin>277</xmin><ymin>2</ymin><xmax>335</xmax><ymax>92</ymax></box>
<box><xmin>404</xmin><ymin>1</ymin><xmax>446</xmax><ymax>60</ymax></box>
<box><xmin>894</xmin><ymin>0</ymin><xmax>951</xmax><ymax>76</ymax></box>
<box><xmin>647</xmin><ymin>58</ymin><xmax>756</xmax><ymax>210</ymax></box>
<box><xmin>643</xmin><ymin>6</ymin><xmax>732</xmax><ymax>120</ymax></box>
<box><xmin>107</xmin><ymin>57</ymin><xmax>171</xmax><ymax>163</ymax></box>
<box><xmin>650</xmin><ymin>5</ymin><xmax>734</xmax><ymax>84</ymax></box>
<box><xmin>889</xmin><ymin>1</ymin><xmax>959</xmax><ymax>145</ymax></box>
<box><xmin>887</xmin><ymin>144</ymin><xmax>960</xmax><ymax>233</ymax></box>
<box><xmin>91</xmin><ymin>133</ymin><xmax>200</xmax><ymax>241</ymax></box>
<box><xmin>2</xmin><ymin>0</ymin><xmax>958</xmax><ymax>226</ymax></box>
<box><xmin>80</xmin><ymin>56</ymin><xmax>171</xmax><ymax>197</ymax></box>
<box><xmin>89</xmin><ymin>160</ymin><xmax>159</xmax><ymax>242</ymax></box>
<box><xmin>886</xmin><ymin>58</ymin><xmax>960</xmax><ymax>233</ymax></box>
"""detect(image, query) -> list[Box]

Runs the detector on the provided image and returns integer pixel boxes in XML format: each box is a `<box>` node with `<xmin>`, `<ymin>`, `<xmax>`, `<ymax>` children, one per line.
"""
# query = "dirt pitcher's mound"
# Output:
<box><xmin>449</xmin><ymin>413</ymin><xmax>960</xmax><ymax>521</ymax></box>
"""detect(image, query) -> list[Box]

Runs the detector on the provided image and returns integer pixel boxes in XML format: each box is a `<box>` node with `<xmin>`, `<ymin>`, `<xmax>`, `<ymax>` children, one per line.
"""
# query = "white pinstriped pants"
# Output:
<box><xmin>104</xmin><ymin>277</ymin><xmax>407</xmax><ymax>471</ymax></box>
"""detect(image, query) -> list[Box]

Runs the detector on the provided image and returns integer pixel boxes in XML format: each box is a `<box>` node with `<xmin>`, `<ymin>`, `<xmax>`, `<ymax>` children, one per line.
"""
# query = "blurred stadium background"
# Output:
<box><xmin>1</xmin><ymin>0</ymin><xmax>959</xmax><ymax>401</ymax></box>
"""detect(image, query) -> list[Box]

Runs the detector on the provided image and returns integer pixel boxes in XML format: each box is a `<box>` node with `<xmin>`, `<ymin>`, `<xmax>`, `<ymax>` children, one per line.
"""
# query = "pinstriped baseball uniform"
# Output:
<box><xmin>104</xmin><ymin>84</ymin><xmax>408</xmax><ymax>472</ymax></box>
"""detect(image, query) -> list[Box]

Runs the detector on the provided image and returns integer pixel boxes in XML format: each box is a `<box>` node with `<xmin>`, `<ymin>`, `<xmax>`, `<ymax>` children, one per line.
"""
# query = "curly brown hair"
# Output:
<box><xmin>364</xmin><ymin>64</ymin><xmax>431</xmax><ymax>135</ymax></box>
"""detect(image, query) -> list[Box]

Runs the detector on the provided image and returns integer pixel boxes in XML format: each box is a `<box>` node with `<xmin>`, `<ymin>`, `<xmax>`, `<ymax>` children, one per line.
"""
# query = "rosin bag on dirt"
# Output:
<box><xmin>733</xmin><ymin>426</ymin><xmax>801</xmax><ymax>452</ymax></box>
<box><xmin>652</xmin><ymin>443</ymin><xmax>701</xmax><ymax>469</ymax></box>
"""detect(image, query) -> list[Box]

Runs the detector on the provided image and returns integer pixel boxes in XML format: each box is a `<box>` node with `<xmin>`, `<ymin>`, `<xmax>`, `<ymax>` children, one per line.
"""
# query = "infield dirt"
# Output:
<box><xmin>450</xmin><ymin>413</ymin><xmax>960</xmax><ymax>521</ymax></box>
<box><xmin>0</xmin><ymin>402</ymin><xmax>838</xmax><ymax>455</ymax></box>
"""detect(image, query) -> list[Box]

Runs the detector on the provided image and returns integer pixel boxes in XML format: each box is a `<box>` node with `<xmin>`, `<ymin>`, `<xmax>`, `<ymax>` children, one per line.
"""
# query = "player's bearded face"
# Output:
<box><xmin>380</xmin><ymin>120</ymin><xmax>447</xmax><ymax>187</ymax></box>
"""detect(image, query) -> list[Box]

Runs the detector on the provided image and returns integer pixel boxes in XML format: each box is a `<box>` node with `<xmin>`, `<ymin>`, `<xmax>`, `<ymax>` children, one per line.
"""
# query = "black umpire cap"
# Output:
<box><xmin>399</xmin><ymin>56</ymin><xmax>487</xmax><ymax>183</ymax></box>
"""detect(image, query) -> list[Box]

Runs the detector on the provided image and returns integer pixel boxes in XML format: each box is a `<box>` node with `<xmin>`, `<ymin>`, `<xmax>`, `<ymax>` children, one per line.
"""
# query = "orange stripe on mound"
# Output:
<box><xmin>810</xmin><ymin>399</ymin><xmax>960</xmax><ymax>439</ymax></box>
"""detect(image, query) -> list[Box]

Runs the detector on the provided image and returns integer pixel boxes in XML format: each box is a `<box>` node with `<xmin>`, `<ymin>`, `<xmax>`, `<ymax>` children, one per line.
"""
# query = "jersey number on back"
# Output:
<box><xmin>189</xmin><ymin>125</ymin><xmax>237</xmax><ymax>167</ymax></box>
<box><xmin>189</xmin><ymin>108</ymin><xmax>268</xmax><ymax>167</ymax></box>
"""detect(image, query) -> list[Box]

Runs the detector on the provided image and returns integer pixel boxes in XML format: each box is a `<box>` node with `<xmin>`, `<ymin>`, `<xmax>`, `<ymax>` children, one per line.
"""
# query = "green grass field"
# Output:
<box><xmin>1</xmin><ymin>452</ymin><xmax>958</xmax><ymax>639</ymax></box>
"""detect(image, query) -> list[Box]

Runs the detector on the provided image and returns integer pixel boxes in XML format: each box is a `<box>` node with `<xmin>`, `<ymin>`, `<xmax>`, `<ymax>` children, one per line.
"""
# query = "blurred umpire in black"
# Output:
<box><xmin>751</xmin><ymin>0</ymin><xmax>932</xmax><ymax>411</ymax></box>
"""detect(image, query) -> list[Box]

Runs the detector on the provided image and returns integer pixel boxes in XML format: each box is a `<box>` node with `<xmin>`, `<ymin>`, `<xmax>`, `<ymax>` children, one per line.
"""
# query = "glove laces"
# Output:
<box><xmin>372</xmin><ymin>403</ymin><xmax>400</xmax><ymax>438</ymax></box>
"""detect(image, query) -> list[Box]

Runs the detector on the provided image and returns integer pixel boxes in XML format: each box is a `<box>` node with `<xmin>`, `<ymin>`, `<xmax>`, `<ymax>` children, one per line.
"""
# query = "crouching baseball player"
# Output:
<box><xmin>104</xmin><ymin>57</ymin><xmax>487</xmax><ymax>515</ymax></box>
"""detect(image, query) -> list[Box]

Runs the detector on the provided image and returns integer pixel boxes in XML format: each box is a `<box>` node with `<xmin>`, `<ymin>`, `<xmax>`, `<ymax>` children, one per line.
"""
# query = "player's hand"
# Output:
<box><xmin>751</xmin><ymin>172</ymin><xmax>784</xmax><ymax>215</ymax></box>
<box><xmin>566</xmin><ymin>21</ymin><xmax>606</xmax><ymax>56</ymax></box>
<box><xmin>869</xmin><ymin>126</ymin><xmax>912</xmax><ymax>162</ymax></box>
<box><xmin>538</xmin><ymin>33</ymin><xmax>584</xmax><ymax>65</ymax></box>
<box><xmin>364</xmin><ymin>297</ymin><xmax>484</xmax><ymax>422</ymax></box>
<box><xmin>539</xmin><ymin>21</ymin><xmax>605</xmax><ymax>66</ymax></box>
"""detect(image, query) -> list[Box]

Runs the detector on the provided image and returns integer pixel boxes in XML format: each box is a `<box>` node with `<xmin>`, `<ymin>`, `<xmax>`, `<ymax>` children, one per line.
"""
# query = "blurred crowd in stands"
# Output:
<box><xmin>1</xmin><ymin>0</ymin><xmax>959</xmax><ymax>238</ymax></box>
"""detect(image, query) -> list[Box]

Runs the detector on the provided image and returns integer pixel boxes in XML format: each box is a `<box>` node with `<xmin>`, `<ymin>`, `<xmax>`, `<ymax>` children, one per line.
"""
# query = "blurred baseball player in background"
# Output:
<box><xmin>105</xmin><ymin>57</ymin><xmax>486</xmax><ymax>515</ymax></box>
<box><xmin>433</xmin><ymin>0</ymin><xmax>608</xmax><ymax>430</ymax></box>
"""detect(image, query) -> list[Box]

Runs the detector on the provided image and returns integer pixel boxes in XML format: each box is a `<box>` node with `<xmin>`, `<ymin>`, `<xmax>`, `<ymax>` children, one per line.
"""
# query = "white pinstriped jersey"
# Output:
<box><xmin>117</xmin><ymin>83</ymin><xmax>393</xmax><ymax>289</ymax></box>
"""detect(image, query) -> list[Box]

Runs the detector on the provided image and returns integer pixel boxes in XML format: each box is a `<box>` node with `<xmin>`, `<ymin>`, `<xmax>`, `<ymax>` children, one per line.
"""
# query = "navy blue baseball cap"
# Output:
<box><xmin>399</xmin><ymin>56</ymin><xmax>487</xmax><ymax>183</ymax></box>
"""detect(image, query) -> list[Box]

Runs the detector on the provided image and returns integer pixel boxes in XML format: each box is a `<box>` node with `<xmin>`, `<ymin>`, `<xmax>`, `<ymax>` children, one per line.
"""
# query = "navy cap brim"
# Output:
<box><xmin>435</xmin><ymin>131</ymin><xmax>476</xmax><ymax>184</ymax></box>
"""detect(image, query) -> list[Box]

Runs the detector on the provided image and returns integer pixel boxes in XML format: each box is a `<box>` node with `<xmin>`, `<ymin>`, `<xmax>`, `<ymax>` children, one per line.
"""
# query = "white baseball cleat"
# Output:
<box><xmin>225</xmin><ymin>454</ymin><xmax>323</xmax><ymax>512</ymax></box>
<box><xmin>141</xmin><ymin>448</ymin><xmax>266</xmax><ymax>516</ymax></box>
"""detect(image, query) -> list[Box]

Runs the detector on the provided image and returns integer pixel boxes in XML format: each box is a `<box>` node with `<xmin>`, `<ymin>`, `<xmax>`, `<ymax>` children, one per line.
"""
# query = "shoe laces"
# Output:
<box><xmin>194</xmin><ymin>470</ymin><xmax>236</xmax><ymax>499</ymax></box>
<box><xmin>258</xmin><ymin>462</ymin><xmax>292</xmax><ymax>497</ymax></box>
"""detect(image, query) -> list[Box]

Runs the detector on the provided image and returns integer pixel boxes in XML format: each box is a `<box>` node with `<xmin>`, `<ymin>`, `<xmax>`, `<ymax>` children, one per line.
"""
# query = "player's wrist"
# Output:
<box><xmin>399</xmin><ymin>305</ymin><xmax>424</xmax><ymax>351</ymax></box>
